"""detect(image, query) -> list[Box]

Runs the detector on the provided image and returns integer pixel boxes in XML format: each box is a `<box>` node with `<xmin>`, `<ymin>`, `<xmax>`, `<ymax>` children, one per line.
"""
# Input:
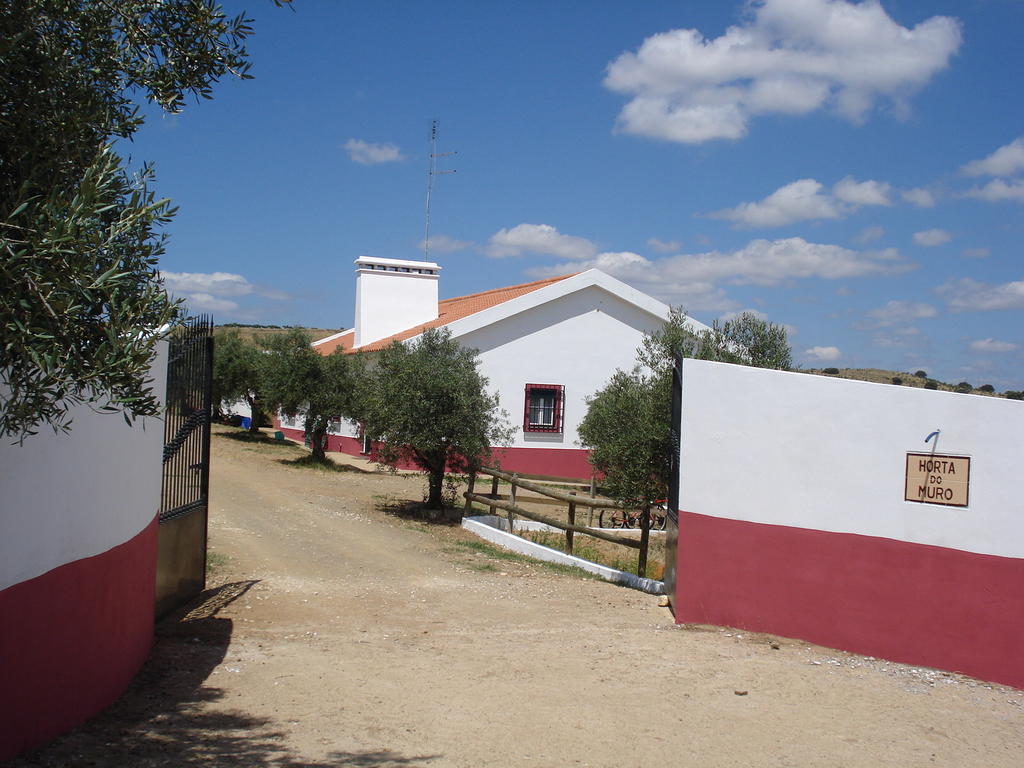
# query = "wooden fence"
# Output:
<box><xmin>462</xmin><ymin>466</ymin><xmax>655</xmax><ymax>577</ymax></box>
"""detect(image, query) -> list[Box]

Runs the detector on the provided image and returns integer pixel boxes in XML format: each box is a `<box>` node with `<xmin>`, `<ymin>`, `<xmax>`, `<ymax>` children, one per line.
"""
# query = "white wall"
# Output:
<box><xmin>678</xmin><ymin>359</ymin><xmax>1024</xmax><ymax>559</ymax></box>
<box><xmin>0</xmin><ymin>343</ymin><xmax>168</xmax><ymax>590</ymax></box>
<box><xmin>462</xmin><ymin>285</ymin><xmax>667</xmax><ymax>451</ymax></box>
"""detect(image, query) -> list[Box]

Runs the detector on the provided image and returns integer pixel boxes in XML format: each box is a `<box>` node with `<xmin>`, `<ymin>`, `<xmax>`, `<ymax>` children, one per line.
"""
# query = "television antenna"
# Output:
<box><xmin>422</xmin><ymin>119</ymin><xmax>456</xmax><ymax>260</ymax></box>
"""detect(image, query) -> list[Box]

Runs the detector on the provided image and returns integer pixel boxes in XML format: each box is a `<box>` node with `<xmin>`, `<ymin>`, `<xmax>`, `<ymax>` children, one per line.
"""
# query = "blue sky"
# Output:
<box><xmin>132</xmin><ymin>0</ymin><xmax>1024</xmax><ymax>388</ymax></box>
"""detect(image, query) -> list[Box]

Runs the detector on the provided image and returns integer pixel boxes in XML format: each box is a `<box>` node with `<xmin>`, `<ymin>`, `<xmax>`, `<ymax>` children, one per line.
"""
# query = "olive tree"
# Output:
<box><xmin>0</xmin><ymin>1</ymin><xmax>279</xmax><ymax>440</ymax></box>
<box><xmin>212</xmin><ymin>330</ymin><xmax>265</xmax><ymax>431</ymax></box>
<box><xmin>577</xmin><ymin>369</ymin><xmax>672</xmax><ymax>510</ymax></box>
<box><xmin>580</xmin><ymin>307</ymin><xmax>792</xmax><ymax>509</ymax></box>
<box><xmin>260</xmin><ymin>329</ymin><xmax>357</xmax><ymax>463</ymax></box>
<box><xmin>355</xmin><ymin>328</ymin><xmax>512</xmax><ymax>509</ymax></box>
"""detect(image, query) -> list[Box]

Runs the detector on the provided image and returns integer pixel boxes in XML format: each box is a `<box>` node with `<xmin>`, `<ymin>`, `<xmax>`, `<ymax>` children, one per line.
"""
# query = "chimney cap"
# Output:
<box><xmin>355</xmin><ymin>256</ymin><xmax>441</xmax><ymax>273</ymax></box>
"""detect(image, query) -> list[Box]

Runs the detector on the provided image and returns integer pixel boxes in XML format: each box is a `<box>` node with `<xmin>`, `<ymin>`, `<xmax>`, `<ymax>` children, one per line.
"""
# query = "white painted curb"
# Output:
<box><xmin>462</xmin><ymin>516</ymin><xmax>664</xmax><ymax>595</ymax></box>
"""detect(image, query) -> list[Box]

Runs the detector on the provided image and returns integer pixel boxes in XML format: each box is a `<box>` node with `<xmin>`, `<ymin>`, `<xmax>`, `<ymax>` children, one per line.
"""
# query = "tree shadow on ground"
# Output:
<box><xmin>8</xmin><ymin>581</ymin><xmax>440</xmax><ymax>768</ymax></box>
<box><xmin>216</xmin><ymin>430</ymin><xmax>298</xmax><ymax>450</ymax></box>
<box><xmin>275</xmin><ymin>455</ymin><xmax>374</xmax><ymax>474</ymax></box>
<box><xmin>377</xmin><ymin>498</ymin><xmax>463</xmax><ymax>526</ymax></box>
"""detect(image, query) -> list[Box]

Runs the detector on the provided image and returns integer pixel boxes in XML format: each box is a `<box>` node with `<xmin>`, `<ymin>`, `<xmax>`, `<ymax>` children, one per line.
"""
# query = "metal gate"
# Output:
<box><xmin>662</xmin><ymin>354</ymin><xmax>684</xmax><ymax>611</ymax></box>
<box><xmin>155</xmin><ymin>315</ymin><xmax>214</xmax><ymax>618</ymax></box>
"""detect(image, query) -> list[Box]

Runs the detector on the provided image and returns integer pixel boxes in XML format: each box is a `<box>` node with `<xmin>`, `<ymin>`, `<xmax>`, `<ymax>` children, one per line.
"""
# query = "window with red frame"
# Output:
<box><xmin>523</xmin><ymin>384</ymin><xmax>564</xmax><ymax>433</ymax></box>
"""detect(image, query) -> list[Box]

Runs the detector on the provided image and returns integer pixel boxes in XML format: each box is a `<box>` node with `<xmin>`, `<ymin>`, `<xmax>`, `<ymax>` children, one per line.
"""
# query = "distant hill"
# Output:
<box><xmin>802</xmin><ymin>367</ymin><xmax>1020</xmax><ymax>399</ymax></box>
<box><xmin>213</xmin><ymin>324</ymin><xmax>343</xmax><ymax>344</ymax></box>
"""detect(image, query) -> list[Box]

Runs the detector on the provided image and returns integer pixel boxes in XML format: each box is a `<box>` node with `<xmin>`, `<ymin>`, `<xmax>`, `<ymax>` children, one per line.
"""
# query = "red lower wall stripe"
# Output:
<box><xmin>674</xmin><ymin>510</ymin><xmax>1024</xmax><ymax>689</ymax></box>
<box><xmin>278</xmin><ymin>427</ymin><xmax>596</xmax><ymax>480</ymax></box>
<box><xmin>0</xmin><ymin>516</ymin><xmax>158</xmax><ymax>760</ymax></box>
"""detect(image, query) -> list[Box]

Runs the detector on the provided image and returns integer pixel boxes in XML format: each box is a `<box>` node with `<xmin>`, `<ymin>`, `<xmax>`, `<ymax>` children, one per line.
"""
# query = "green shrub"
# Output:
<box><xmin>1005</xmin><ymin>391</ymin><xmax>1024</xmax><ymax>401</ymax></box>
<box><xmin>823</xmin><ymin>367</ymin><xmax>839</xmax><ymax>375</ymax></box>
<box><xmin>924</xmin><ymin>381</ymin><xmax>939</xmax><ymax>390</ymax></box>
<box><xmin>891</xmin><ymin>377</ymin><xmax>903</xmax><ymax>385</ymax></box>
<box><xmin>914</xmin><ymin>370</ymin><xmax>927</xmax><ymax>378</ymax></box>
<box><xmin>956</xmin><ymin>381</ymin><xmax>972</xmax><ymax>391</ymax></box>
<box><xmin>979</xmin><ymin>384</ymin><xmax>995</xmax><ymax>393</ymax></box>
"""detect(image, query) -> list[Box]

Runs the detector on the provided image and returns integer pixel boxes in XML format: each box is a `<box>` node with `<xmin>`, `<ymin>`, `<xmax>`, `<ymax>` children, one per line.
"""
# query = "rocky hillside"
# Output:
<box><xmin>802</xmin><ymin>367</ymin><xmax>1022</xmax><ymax>399</ymax></box>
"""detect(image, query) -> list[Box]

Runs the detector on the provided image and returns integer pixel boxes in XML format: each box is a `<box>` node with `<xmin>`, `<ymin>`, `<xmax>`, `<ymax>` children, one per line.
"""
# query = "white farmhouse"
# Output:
<box><xmin>277</xmin><ymin>256</ymin><xmax>709</xmax><ymax>479</ymax></box>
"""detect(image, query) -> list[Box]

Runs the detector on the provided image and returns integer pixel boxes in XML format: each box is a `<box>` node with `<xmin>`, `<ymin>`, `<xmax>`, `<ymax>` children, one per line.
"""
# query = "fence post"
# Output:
<box><xmin>588</xmin><ymin>476</ymin><xmax>596</xmax><ymax>526</ymax></box>
<box><xmin>567</xmin><ymin>492</ymin><xmax>576</xmax><ymax>554</ymax></box>
<box><xmin>508</xmin><ymin>474</ymin><xmax>518</xmax><ymax>533</ymax></box>
<box><xmin>464</xmin><ymin>472</ymin><xmax>476</xmax><ymax>514</ymax></box>
<box><xmin>637</xmin><ymin>506</ymin><xmax>650</xmax><ymax>578</ymax></box>
<box><xmin>488</xmin><ymin>475</ymin><xmax>499</xmax><ymax>518</ymax></box>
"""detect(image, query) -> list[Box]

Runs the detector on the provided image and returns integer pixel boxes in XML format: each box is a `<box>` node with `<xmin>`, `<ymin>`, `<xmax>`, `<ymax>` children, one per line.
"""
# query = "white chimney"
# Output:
<box><xmin>353</xmin><ymin>256</ymin><xmax>441</xmax><ymax>348</ymax></box>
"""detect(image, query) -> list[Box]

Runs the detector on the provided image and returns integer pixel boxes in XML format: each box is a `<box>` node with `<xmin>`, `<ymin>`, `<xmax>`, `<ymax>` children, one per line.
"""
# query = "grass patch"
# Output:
<box><xmin>206</xmin><ymin>550</ymin><xmax>227</xmax><ymax>576</ymax></box>
<box><xmin>521</xmin><ymin>529</ymin><xmax>664</xmax><ymax>580</ymax></box>
<box><xmin>445</xmin><ymin>539</ymin><xmax>600</xmax><ymax>580</ymax></box>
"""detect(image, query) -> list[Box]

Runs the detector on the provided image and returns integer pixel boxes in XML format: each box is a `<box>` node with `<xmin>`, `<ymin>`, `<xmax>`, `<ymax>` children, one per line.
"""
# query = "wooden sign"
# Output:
<box><xmin>905</xmin><ymin>453</ymin><xmax>970</xmax><ymax>507</ymax></box>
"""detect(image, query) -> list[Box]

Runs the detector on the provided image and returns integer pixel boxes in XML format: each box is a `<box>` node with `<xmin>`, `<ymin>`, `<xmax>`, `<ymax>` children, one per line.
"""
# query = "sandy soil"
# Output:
<box><xmin>10</xmin><ymin>427</ymin><xmax>1023</xmax><ymax>767</ymax></box>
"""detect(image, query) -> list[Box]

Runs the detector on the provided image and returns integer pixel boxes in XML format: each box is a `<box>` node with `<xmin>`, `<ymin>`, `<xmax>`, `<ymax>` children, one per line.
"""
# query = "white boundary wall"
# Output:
<box><xmin>678</xmin><ymin>359</ymin><xmax>1024</xmax><ymax>559</ymax></box>
<box><xmin>463</xmin><ymin>516</ymin><xmax>664</xmax><ymax>594</ymax></box>
<box><xmin>0</xmin><ymin>343</ymin><xmax>168</xmax><ymax>590</ymax></box>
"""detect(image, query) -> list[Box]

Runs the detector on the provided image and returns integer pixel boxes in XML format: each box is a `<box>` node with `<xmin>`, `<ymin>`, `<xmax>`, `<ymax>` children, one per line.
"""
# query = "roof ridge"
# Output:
<box><xmin>438</xmin><ymin>273</ymin><xmax>578</xmax><ymax>306</ymax></box>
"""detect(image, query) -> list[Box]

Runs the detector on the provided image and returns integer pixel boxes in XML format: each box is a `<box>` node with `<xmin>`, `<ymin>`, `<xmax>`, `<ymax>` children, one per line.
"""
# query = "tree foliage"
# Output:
<box><xmin>580</xmin><ymin>307</ymin><xmax>793</xmax><ymax>508</ymax></box>
<box><xmin>355</xmin><ymin>328</ymin><xmax>512</xmax><ymax>509</ymax></box>
<box><xmin>577</xmin><ymin>370</ymin><xmax>672</xmax><ymax>509</ymax></box>
<box><xmin>1</xmin><ymin>1</ymin><xmax>262</xmax><ymax>440</ymax></box>
<box><xmin>638</xmin><ymin>307</ymin><xmax>792</xmax><ymax>373</ymax></box>
<box><xmin>260</xmin><ymin>328</ymin><xmax>356</xmax><ymax>463</ymax></box>
<box><xmin>212</xmin><ymin>330</ymin><xmax>264</xmax><ymax>431</ymax></box>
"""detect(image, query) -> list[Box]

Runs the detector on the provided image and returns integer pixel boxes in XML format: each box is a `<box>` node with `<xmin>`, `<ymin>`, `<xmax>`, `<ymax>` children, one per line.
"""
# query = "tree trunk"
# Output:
<box><xmin>427</xmin><ymin>464</ymin><xmax>445</xmax><ymax>508</ymax></box>
<box><xmin>246</xmin><ymin>394</ymin><xmax>261</xmax><ymax>433</ymax></box>
<box><xmin>310</xmin><ymin>425</ymin><xmax>327</xmax><ymax>462</ymax></box>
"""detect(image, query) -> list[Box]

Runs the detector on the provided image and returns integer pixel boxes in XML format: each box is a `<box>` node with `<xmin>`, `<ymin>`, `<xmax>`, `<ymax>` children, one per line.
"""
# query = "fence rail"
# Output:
<box><xmin>464</xmin><ymin>466</ymin><xmax>655</xmax><ymax>577</ymax></box>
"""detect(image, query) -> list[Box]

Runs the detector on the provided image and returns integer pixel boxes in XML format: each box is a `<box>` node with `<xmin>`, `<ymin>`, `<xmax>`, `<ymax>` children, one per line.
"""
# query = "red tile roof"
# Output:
<box><xmin>312</xmin><ymin>273</ymin><xmax>577</xmax><ymax>355</ymax></box>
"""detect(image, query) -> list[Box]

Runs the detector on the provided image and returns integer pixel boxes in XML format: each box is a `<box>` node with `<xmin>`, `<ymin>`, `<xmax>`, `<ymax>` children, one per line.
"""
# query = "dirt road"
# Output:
<box><xmin>12</xmin><ymin>428</ymin><xmax>1023</xmax><ymax>767</ymax></box>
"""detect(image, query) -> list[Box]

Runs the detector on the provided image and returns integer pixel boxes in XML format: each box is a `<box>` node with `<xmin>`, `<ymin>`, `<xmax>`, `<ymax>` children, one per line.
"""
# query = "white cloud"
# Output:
<box><xmin>531</xmin><ymin>250</ymin><xmax>738</xmax><ymax>311</ymax></box>
<box><xmin>604</xmin><ymin>0</ymin><xmax>961</xmax><ymax>144</ymax></box>
<box><xmin>961</xmin><ymin>137</ymin><xmax>1024</xmax><ymax>177</ymax></box>
<box><xmin>963</xmin><ymin>178</ymin><xmax>1024</xmax><ymax>203</ymax></box>
<box><xmin>181</xmin><ymin>293</ymin><xmax>240</xmax><ymax>313</ymax></box>
<box><xmin>528</xmin><ymin>236</ymin><xmax>910</xmax><ymax>313</ymax></box>
<box><xmin>864</xmin><ymin>300</ymin><xmax>937</xmax><ymax>327</ymax></box>
<box><xmin>710</xmin><ymin>179</ymin><xmax>841</xmax><ymax>227</ymax></box>
<box><xmin>162</xmin><ymin>271</ymin><xmax>254</xmax><ymax>297</ymax></box>
<box><xmin>420</xmin><ymin>234</ymin><xmax>472</xmax><ymax>253</ymax></box>
<box><xmin>711</xmin><ymin>176</ymin><xmax>896</xmax><ymax>228</ymax></box>
<box><xmin>913</xmin><ymin>228</ymin><xmax>952</xmax><ymax>246</ymax></box>
<box><xmin>343</xmin><ymin>138</ymin><xmax>403</xmax><ymax>165</ymax></box>
<box><xmin>161</xmin><ymin>271</ymin><xmax>289</xmax><ymax>319</ymax></box>
<box><xmin>719</xmin><ymin>308</ymin><xmax>768</xmax><ymax>323</ymax></box>
<box><xmin>647</xmin><ymin>237</ymin><xmax>681</xmax><ymax>253</ymax></box>
<box><xmin>969</xmin><ymin>338</ymin><xmax>1019</xmax><ymax>353</ymax></box>
<box><xmin>805</xmin><ymin>346</ymin><xmax>841</xmax><ymax>362</ymax></box>
<box><xmin>832</xmin><ymin>177</ymin><xmax>891</xmax><ymax>206</ymax></box>
<box><xmin>485</xmin><ymin>224</ymin><xmax>598</xmax><ymax>260</ymax></box>
<box><xmin>638</xmin><ymin>237</ymin><xmax>909</xmax><ymax>286</ymax></box>
<box><xmin>940</xmin><ymin>278</ymin><xmax>1024</xmax><ymax>311</ymax></box>
<box><xmin>902</xmin><ymin>187</ymin><xmax>936</xmax><ymax>207</ymax></box>
<box><xmin>855</xmin><ymin>225</ymin><xmax>885</xmax><ymax>243</ymax></box>
<box><xmin>962</xmin><ymin>247</ymin><xmax>990</xmax><ymax>259</ymax></box>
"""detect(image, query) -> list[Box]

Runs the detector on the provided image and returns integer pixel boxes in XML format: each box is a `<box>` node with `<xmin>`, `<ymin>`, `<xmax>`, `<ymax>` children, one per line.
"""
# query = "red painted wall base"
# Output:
<box><xmin>277</xmin><ymin>426</ymin><xmax>595</xmax><ymax>480</ymax></box>
<box><xmin>674</xmin><ymin>510</ymin><xmax>1024</xmax><ymax>689</ymax></box>
<box><xmin>0</xmin><ymin>517</ymin><xmax>158</xmax><ymax>760</ymax></box>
